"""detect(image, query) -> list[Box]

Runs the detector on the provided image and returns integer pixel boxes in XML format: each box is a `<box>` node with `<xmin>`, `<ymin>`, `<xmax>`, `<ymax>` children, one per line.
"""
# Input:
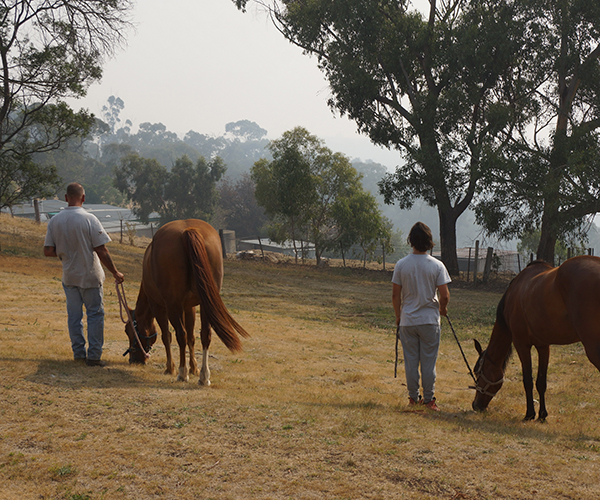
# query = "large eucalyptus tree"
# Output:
<box><xmin>233</xmin><ymin>0</ymin><xmax>532</xmax><ymax>275</ymax></box>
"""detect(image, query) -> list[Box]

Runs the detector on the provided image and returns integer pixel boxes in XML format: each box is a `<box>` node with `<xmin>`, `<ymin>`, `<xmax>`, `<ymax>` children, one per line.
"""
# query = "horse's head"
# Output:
<box><xmin>124</xmin><ymin>308</ymin><xmax>157</xmax><ymax>364</ymax></box>
<box><xmin>471</xmin><ymin>339</ymin><xmax>505</xmax><ymax>412</ymax></box>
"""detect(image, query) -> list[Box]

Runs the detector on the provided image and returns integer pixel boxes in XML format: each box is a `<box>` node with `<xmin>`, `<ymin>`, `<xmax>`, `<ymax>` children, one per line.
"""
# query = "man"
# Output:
<box><xmin>44</xmin><ymin>183</ymin><xmax>125</xmax><ymax>366</ymax></box>
<box><xmin>392</xmin><ymin>222</ymin><xmax>451</xmax><ymax>411</ymax></box>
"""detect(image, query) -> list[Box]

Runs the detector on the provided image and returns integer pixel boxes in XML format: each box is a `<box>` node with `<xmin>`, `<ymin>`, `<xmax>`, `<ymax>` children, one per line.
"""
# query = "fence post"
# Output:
<box><xmin>257</xmin><ymin>236</ymin><xmax>264</xmax><ymax>258</ymax></box>
<box><xmin>483</xmin><ymin>247</ymin><xmax>494</xmax><ymax>282</ymax></box>
<box><xmin>466</xmin><ymin>247</ymin><xmax>472</xmax><ymax>282</ymax></box>
<box><xmin>219</xmin><ymin>229</ymin><xmax>227</xmax><ymax>259</ymax></box>
<box><xmin>33</xmin><ymin>199</ymin><xmax>41</xmax><ymax>223</ymax></box>
<box><xmin>473</xmin><ymin>241</ymin><xmax>480</xmax><ymax>282</ymax></box>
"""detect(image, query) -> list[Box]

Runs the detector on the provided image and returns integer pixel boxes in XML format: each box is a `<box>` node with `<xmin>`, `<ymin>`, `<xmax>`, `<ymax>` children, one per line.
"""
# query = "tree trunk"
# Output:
<box><xmin>537</xmin><ymin>124</ymin><xmax>569</xmax><ymax>265</ymax></box>
<box><xmin>438</xmin><ymin>209</ymin><xmax>460</xmax><ymax>276</ymax></box>
<box><xmin>418</xmin><ymin>123</ymin><xmax>466</xmax><ymax>277</ymax></box>
<box><xmin>537</xmin><ymin>222</ymin><xmax>557</xmax><ymax>265</ymax></box>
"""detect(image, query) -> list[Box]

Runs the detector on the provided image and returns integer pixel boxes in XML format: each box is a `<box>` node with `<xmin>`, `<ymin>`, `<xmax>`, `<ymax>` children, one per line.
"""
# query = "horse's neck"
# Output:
<box><xmin>487</xmin><ymin>322</ymin><xmax>512</xmax><ymax>369</ymax></box>
<box><xmin>135</xmin><ymin>287</ymin><xmax>153</xmax><ymax>325</ymax></box>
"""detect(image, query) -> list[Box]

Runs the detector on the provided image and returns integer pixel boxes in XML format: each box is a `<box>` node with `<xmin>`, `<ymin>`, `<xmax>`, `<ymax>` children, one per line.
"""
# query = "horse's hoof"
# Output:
<box><xmin>177</xmin><ymin>375</ymin><xmax>189</xmax><ymax>382</ymax></box>
<box><xmin>523</xmin><ymin>414</ymin><xmax>535</xmax><ymax>421</ymax></box>
<box><xmin>198</xmin><ymin>379</ymin><xmax>211</xmax><ymax>387</ymax></box>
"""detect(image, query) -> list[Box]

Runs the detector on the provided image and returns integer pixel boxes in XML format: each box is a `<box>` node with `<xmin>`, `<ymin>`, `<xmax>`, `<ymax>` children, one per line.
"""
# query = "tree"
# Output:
<box><xmin>236</xmin><ymin>0</ymin><xmax>531</xmax><ymax>275</ymax></box>
<box><xmin>162</xmin><ymin>155</ymin><xmax>226</xmax><ymax>223</ymax></box>
<box><xmin>475</xmin><ymin>1</ymin><xmax>600</xmax><ymax>264</ymax></box>
<box><xmin>252</xmin><ymin>127</ymin><xmax>369</xmax><ymax>264</ymax></box>
<box><xmin>251</xmin><ymin>128</ymin><xmax>317</xmax><ymax>261</ymax></box>
<box><xmin>114</xmin><ymin>153</ymin><xmax>226</xmax><ymax>225</ymax></box>
<box><xmin>217</xmin><ymin>173</ymin><xmax>267</xmax><ymax>238</ymax></box>
<box><xmin>332</xmin><ymin>188</ymin><xmax>391</xmax><ymax>267</ymax></box>
<box><xmin>0</xmin><ymin>155</ymin><xmax>61</xmax><ymax>212</ymax></box>
<box><xmin>114</xmin><ymin>154</ymin><xmax>168</xmax><ymax>223</ymax></box>
<box><xmin>0</xmin><ymin>0</ymin><xmax>132</xmax><ymax>210</ymax></box>
<box><xmin>225</xmin><ymin>120</ymin><xmax>267</xmax><ymax>141</ymax></box>
<box><xmin>101</xmin><ymin>96</ymin><xmax>125</xmax><ymax>135</ymax></box>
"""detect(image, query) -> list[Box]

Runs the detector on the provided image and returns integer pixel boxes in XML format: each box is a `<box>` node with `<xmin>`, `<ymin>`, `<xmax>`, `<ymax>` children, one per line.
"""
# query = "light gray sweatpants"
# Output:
<box><xmin>399</xmin><ymin>323</ymin><xmax>441</xmax><ymax>403</ymax></box>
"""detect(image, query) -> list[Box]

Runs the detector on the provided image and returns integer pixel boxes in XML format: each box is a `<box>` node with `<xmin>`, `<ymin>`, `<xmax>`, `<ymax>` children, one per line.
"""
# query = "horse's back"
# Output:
<box><xmin>144</xmin><ymin>219</ymin><xmax>224</xmax><ymax>305</ymax></box>
<box><xmin>504</xmin><ymin>260</ymin><xmax>575</xmax><ymax>346</ymax></box>
<box><xmin>505</xmin><ymin>256</ymin><xmax>600</xmax><ymax>347</ymax></box>
<box><xmin>556</xmin><ymin>256</ymin><xmax>600</xmax><ymax>342</ymax></box>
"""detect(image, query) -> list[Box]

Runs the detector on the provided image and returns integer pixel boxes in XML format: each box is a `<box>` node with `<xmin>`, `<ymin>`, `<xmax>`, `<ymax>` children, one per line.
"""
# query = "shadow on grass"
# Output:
<box><xmin>12</xmin><ymin>357</ymin><xmax>195</xmax><ymax>390</ymax></box>
<box><xmin>296</xmin><ymin>394</ymin><xmax>596</xmax><ymax>446</ymax></box>
<box><xmin>413</xmin><ymin>406</ymin><xmax>600</xmax><ymax>446</ymax></box>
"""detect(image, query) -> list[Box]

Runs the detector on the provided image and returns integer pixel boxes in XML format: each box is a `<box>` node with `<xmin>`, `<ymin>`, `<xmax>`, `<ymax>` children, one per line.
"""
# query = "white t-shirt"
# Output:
<box><xmin>44</xmin><ymin>207</ymin><xmax>111</xmax><ymax>288</ymax></box>
<box><xmin>391</xmin><ymin>253</ymin><xmax>451</xmax><ymax>326</ymax></box>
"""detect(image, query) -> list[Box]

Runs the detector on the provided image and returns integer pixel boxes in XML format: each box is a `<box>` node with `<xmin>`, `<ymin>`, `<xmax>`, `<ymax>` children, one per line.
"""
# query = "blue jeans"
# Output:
<box><xmin>63</xmin><ymin>284</ymin><xmax>104</xmax><ymax>361</ymax></box>
<box><xmin>399</xmin><ymin>324</ymin><xmax>441</xmax><ymax>403</ymax></box>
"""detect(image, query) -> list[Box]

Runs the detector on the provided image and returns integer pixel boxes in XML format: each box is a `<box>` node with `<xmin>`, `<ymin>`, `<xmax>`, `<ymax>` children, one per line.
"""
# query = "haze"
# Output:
<box><xmin>71</xmin><ymin>0</ymin><xmax>404</xmax><ymax>168</ymax></box>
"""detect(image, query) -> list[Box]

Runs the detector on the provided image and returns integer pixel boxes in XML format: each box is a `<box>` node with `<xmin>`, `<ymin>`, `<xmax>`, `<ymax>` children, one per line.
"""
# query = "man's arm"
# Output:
<box><xmin>392</xmin><ymin>283</ymin><xmax>402</xmax><ymax>326</ymax></box>
<box><xmin>94</xmin><ymin>244</ymin><xmax>125</xmax><ymax>284</ymax></box>
<box><xmin>44</xmin><ymin>246</ymin><xmax>57</xmax><ymax>257</ymax></box>
<box><xmin>438</xmin><ymin>283</ymin><xmax>450</xmax><ymax>317</ymax></box>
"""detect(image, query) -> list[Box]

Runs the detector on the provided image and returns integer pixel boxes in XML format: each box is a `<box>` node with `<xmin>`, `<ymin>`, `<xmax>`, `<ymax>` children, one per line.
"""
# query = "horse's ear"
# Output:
<box><xmin>474</xmin><ymin>339</ymin><xmax>483</xmax><ymax>355</ymax></box>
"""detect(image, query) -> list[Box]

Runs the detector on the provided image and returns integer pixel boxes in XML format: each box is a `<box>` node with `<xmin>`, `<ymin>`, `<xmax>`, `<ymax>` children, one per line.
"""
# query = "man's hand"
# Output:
<box><xmin>43</xmin><ymin>245</ymin><xmax>57</xmax><ymax>258</ymax></box>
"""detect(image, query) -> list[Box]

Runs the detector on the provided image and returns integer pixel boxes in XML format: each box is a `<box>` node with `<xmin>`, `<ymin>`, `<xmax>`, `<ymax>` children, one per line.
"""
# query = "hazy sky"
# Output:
<box><xmin>72</xmin><ymin>0</ymin><xmax>406</xmax><ymax>167</ymax></box>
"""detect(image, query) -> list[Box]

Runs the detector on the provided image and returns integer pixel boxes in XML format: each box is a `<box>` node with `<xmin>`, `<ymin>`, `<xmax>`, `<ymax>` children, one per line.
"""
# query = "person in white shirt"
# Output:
<box><xmin>392</xmin><ymin>222</ymin><xmax>451</xmax><ymax>411</ymax></box>
<box><xmin>44</xmin><ymin>183</ymin><xmax>124</xmax><ymax>366</ymax></box>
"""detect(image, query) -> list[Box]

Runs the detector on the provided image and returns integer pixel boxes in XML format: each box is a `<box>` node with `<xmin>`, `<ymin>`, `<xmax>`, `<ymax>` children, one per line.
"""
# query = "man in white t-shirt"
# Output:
<box><xmin>44</xmin><ymin>183</ymin><xmax>124</xmax><ymax>366</ymax></box>
<box><xmin>392</xmin><ymin>222</ymin><xmax>451</xmax><ymax>411</ymax></box>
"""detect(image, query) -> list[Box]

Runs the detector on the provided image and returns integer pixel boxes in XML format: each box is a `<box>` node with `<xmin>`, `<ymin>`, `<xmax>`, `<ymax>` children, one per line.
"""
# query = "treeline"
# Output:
<box><xmin>28</xmin><ymin>97</ymin><xmax>407</xmax><ymax>264</ymax></box>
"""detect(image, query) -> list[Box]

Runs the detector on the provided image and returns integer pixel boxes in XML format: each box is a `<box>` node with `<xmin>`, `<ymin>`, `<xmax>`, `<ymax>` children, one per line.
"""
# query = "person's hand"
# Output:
<box><xmin>113</xmin><ymin>271</ymin><xmax>125</xmax><ymax>284</ymax></box>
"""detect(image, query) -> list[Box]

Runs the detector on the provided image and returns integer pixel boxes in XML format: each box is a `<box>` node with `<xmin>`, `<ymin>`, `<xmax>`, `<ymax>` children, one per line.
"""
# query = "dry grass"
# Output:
<box><xmin>1</xmin><ymin>213</ymin><xmax>600</xmax><ymax>500</ymax></box>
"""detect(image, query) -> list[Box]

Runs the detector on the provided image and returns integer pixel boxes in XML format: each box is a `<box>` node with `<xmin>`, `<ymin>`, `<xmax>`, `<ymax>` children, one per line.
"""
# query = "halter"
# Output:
<box><xmin>473</xmin><ymin>352</ymin><xmax>505</xmax><ymax>397</ymax></box>
<box><xmin>116</xmin><ymin>281</ymin><xmax>153</xmax><ymax>360</ymax></box>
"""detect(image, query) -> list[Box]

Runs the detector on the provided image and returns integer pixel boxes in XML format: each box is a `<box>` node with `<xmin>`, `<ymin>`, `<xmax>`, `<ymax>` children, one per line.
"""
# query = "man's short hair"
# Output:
<box><xmin>408</xmin><ymin>222</ymin><xmax>434</xmax><ymax>252</ymax></box>
<box><xmin>66</xmin><ymin>183</ymin><xmax>85</xmax><ymax>199</ymax></box>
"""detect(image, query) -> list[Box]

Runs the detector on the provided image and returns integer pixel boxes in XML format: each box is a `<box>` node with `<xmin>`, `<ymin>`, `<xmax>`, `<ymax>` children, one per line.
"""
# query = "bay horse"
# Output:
<box><xmin>472</xmin><ymin>256</ymin><xmax>600</xmax><ymax>421</ymax></box>
<box><xmin>125</xmin><ymin>219</ymin><xmax>249</xmax><ymax>385</ymax></box>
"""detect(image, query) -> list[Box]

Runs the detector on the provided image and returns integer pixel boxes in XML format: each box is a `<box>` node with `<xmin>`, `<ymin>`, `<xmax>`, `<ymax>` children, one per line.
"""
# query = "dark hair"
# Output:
<box><xmin>66</xmin><ymin>182</ymin><xmax>85</xmax><ymax>199</ymax></box>
<box><xmin>408</xmin><ymin>222</ymin><xmax>434</xmax><ymax>252</ymax></box>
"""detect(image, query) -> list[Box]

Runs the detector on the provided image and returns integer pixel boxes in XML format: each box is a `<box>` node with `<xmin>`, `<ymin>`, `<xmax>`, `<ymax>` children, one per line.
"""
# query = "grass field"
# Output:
<box><xmin>1</xmin><ymin>214</ymin><xmax>600</xmax><ymax>499</ymax></box>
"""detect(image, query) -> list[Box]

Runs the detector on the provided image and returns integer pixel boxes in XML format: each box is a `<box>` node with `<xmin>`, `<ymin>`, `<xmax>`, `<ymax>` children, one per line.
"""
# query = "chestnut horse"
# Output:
<box><xmin>125</xmin><ymin>219</ymin><xmax>249</xmax><ymax>384</ymax></box>
<box><xmin>472</xmin><ymin>256</ymin><xmax>600</xmax><ymax>421</ymax></box>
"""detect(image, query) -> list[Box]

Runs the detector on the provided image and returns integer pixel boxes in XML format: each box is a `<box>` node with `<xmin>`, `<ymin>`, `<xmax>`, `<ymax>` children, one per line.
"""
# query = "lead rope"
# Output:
<box><xmin>446</xmin><ymin>315</ymin><xmax>477</xmax><ymax>383</ymax></box>
<box><xmin>116</xmin><ymin>281</ymin><xmax>150</xmax><ymax>361</ymax></box>
<box><xmin>394</xmin><ymin>325</ymin><xmax>399</xmax><ymax>378</ymax></box>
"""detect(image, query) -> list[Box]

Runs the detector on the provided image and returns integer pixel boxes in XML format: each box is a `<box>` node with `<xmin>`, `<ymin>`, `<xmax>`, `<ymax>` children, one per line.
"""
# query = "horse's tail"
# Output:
<box><xmin>183</xmin><ymin>228</ymin><xmax>250</xmax><ymax>352</ymax></box>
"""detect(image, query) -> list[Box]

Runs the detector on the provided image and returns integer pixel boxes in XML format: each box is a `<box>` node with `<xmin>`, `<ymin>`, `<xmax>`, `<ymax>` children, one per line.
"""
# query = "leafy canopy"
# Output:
<box><xmin>252</xmin><ymin>126</ymin><xmax>390</xmax><ymax>264</ymax></box>
<box><xmin>0</xmin><ymin>0</ymin><xmax>133</xmax><ymax>210</ymax></box>
<box><xmin>114</xmin><ymin>153</ymin><xmax>225</xmax><ymax>226</ymax></box>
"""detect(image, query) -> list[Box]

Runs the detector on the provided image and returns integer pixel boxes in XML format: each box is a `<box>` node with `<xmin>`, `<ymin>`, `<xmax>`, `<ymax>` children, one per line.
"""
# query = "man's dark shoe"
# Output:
<box><xmin>85</xmin><ymin>359</ymin><xmax>107</xmax><ymax>367</ymax></box>
<box><xmin>74</xmin><ymin>357</ymin><xmax>87</xmax><ymax>365</ymax></box>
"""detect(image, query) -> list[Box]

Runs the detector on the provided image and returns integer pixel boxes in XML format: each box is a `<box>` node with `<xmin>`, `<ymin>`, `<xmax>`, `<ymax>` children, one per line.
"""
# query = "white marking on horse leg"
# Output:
<box><xmin>177</xmin><ymin>365</ymin><xmax>189</xmax><ymax>382</ymax></box>
<box><xmin>199</xmin><ymin>349</ymin><xmax>211</xmax><ymax>386</ymax></box>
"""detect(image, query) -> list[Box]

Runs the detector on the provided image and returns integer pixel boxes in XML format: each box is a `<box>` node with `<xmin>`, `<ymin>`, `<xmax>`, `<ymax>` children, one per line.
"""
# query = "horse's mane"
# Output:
<box><xmin>495</xmin><ymin>292</ymin><xmax>513</xmax><ymax>370</ymax></box>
